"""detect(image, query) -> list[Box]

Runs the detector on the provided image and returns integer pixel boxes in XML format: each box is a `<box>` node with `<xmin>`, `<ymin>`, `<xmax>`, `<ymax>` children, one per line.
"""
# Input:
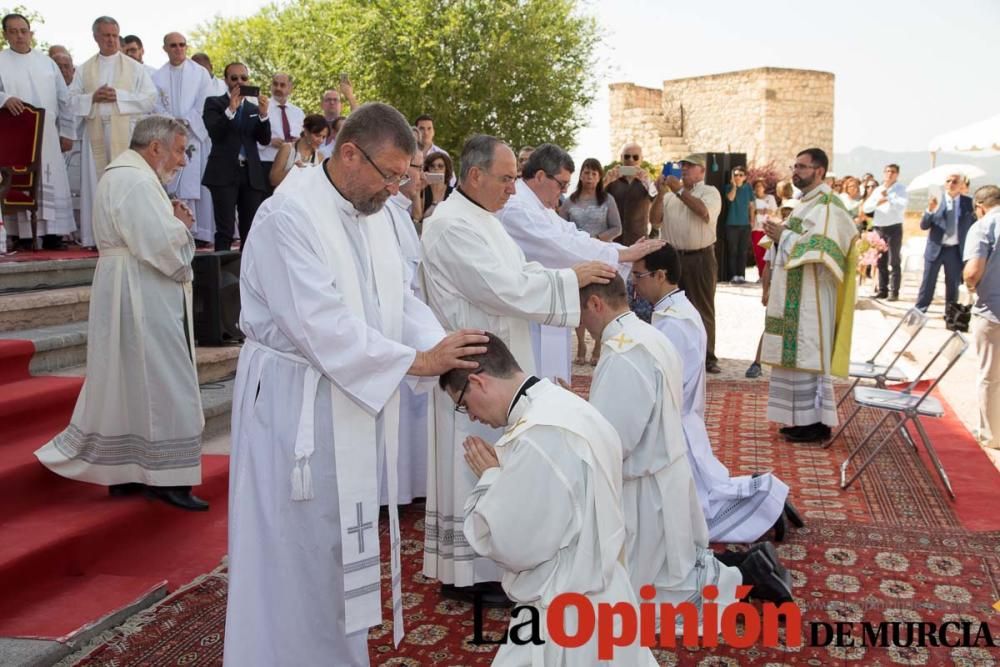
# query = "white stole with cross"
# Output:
<box><xmin>277</xmin><ymin>165</ymin><xmax>405</xmax><ymax>643</ymax></box>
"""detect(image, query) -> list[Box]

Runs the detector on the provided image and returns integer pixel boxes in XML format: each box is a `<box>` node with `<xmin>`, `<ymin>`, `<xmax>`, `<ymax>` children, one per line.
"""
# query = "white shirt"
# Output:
<box><xmin>942</xmin><ymin>194</ymin><xmax>960</xmax><ymax>247</ymax></box>
<box><xmin>259</xmin><ymin>100</ymin><xmax>304</xmax><ymax>161</ymax></box>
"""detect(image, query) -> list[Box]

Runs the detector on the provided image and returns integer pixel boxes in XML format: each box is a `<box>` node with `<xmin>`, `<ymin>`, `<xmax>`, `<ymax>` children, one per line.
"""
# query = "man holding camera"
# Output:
<box><xmin>605</xmin><ymin>142</ymin><xmax>656</xmax><ymax>245</ymax></box>
<box><xmin>201</xmin><ymin>62</ymin><xmax>270</xmax><ymax>251</ymax></box>
<box><xmin>650</xmin><ymin>154</ymin><xmax>723</xmax><ymax>373</ymax></box>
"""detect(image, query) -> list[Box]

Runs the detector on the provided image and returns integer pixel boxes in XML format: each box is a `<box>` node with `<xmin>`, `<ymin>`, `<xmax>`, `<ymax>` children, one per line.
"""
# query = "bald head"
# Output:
<box><xmin>48</xmin><ymin>44</ymin><xmax>69</xmax><ymax>57</ymax></box>
<box><xmin>162</xmin><ymin>32</ymin><xmax>187</xmax><ymax>66</ymax></box>
<box><xmin>620</xmin><ymin>142</ymin><xmax>642</xmax><ymax>172</ymax></box>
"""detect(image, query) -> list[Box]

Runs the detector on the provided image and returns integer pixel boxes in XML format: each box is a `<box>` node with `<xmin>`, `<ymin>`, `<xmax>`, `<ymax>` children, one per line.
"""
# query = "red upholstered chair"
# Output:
<box><xmin>0</xmin><ymin>103</ymin><xmax>46</xmax><ymax>248</ymax></box>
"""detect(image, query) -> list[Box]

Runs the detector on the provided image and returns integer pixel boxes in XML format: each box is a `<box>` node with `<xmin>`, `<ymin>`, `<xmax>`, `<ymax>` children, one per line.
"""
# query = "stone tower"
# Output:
<box><xmin>609</xmin><ymin>67</ymin><xmax>834</xmax><ymax>169</ymax></box>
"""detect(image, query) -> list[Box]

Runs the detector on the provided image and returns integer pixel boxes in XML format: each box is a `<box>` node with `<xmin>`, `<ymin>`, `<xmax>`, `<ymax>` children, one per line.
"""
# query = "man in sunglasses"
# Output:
<box><xmin>916</xmin><ymin>172</ymin><xmax>975</xmax><ymax>312</ymax></box>
<box><xmin>201</xmin><ymin>61</ymin><xmax>271</xmax><ymax>250</ymax></box>
<box><xmin>605</xmin><ymin>142</ymin><xmax>656</xmax><ymax>245</ymax></box>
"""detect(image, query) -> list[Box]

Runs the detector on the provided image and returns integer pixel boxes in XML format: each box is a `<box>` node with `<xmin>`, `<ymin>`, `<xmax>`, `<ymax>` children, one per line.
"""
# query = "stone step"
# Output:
<box><xmin>0</xmin><ymin>321</ymin><xmax>241</xmax><ymax>382</ymax></box>
<box><xmin>0</xmin><ymin>258</ymin><xmax>97</xmax><ymax>292</ymax></box>
<box><xmin>0</xmin><ymin>286</ymin><xmax>91</xmax><ymax>332</ymax></box>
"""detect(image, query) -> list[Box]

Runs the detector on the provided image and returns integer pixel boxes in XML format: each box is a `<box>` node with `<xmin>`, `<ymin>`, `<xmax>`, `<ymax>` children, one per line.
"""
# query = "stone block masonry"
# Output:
<box><xmin>609</xmin><ymin>67</ymin><xmax>834</xmax><ymax>170</ymax></box>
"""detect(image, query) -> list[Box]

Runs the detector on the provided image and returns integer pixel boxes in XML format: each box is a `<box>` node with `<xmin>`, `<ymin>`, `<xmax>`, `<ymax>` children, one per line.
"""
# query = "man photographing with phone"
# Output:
<box><xmin>202</xmin><ymin>62</ymin><xmax>272</xmax><ymax>250</ymax></box>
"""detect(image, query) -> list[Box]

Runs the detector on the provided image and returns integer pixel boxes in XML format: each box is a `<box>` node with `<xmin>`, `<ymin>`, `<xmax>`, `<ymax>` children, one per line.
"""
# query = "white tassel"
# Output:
<box><xmin>291</xmin><ymin>463</ymin><xmax>304</xmax><ymax>501</ymax></box>
<box><xmin>300</xmin><ymin>460</ymin><xmax>314</xmax><ymax>500</ymax></box>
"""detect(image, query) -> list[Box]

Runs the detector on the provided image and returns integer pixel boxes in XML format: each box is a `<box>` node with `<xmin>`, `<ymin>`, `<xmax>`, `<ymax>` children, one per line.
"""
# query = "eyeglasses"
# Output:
<box><xmin>354</xmin><ymin>143</ymin><xmax>410</xmax><ymax>187</ymax></box>
<box><xmin>546</xmin><ymin>173</ymin><xmax>570</xmax><ymax>192</ymax></box>
<box><xmin>167</xmin><ymin>42</ymin><xmax>186</xmax><ymax>48</ymax></box>
<box><xmin>622</xmin><ymin>154</ymin><xmax>640</xmax><ymax>161</ymax></box>
<box><xmin>454</xmin><ymin>371</ymin><xmax>482</xmax><ymax>414</ymax></box>
<box><xmin>228</xmin><ymin>75</ymin><xmax>249</xmax><ymax>82</ymax></box>
<box><xmin>630</xmin><ymin>270</ymin><xmax>655</xmax><ymax>280</ymax></box>
<box><xmin>410</xmin><ymin>162</ymin><xmax>423</xmax><ymax>169</ymax></box>
<box><xmin>733</xmin><ymin>172</ymin><xmax>746</xmax><ymax>177</ymax></box>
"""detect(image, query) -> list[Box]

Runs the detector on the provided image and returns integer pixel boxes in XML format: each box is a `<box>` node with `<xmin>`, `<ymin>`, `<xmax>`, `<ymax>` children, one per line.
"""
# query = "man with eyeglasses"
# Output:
<box><xmin>863</xmin><ymin>163</ymin><xmax>909</xmax><ymax>301</ymax></box>
<box><xmin>498</xmin><ymin>143</ymin><xmax>664</xmax><ymax>383</ymax></box>
<box><xmin>122</xmin><ymin>34</ymin><xmax>158</xmax><ymax>79</ymax></box>
<box><xmin>0</xmin><ymin>13</ymin><xmax>75</xmax><ymax>250</ymax></box>
<box><xmin>152</xmin><ymin>32</ymin><xmax>216</xmax><ymax>247</ymax></box>
<box><xmin>420</xmin><ymin>134</ymin><xmax>617</xmax><ymax>607</ymax></box>
<box><xmin>69</xmin><ymin>16</ymin><xmax>157</xmax><ymax>248</ymax></box>
<box><xmin>201</xmin><ymin>61</ymin><xmax>271</xmax><ymax>250</ymax></box>
<box><xmin>915</xmin><ymin>173</ymin><xmax>975</xmax><ymax>312</ymax></box>
<box><xmin>650</xmin><ymin>153</ymin><xmax>724</xmax><ymax>373</ymax></box>
<box><xmin>762</xmin><ymin>148</ymin><xmax>858</xmax><ymax>444</ymax></box>
<box><xmin>225</xmin><ymin>102</ymin><xmax>489</xmax><ymax>666</ymax></box>
<box><xmin>605</xmin><ymin>142</ymin><xmax>656</xmax><ymax>245</ymax></box>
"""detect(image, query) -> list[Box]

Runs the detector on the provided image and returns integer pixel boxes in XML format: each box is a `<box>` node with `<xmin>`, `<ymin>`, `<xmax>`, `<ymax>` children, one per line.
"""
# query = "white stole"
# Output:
<box><xmin>277</xmin><ymin>165</ymin><xmax>406</xmax><ymax>643</ymax></box>
<box><xmin>81</xmin><ymin>53</ymin><xmax>133</xmax><ymax>174</ymax></box>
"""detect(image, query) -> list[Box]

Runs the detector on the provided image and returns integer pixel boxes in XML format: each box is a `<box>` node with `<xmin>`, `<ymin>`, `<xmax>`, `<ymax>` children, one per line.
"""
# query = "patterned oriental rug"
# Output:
<box><xmin>70</xmin><ymin>379</ymin><xmax>1000</xmax><ymax>666</ymax></box>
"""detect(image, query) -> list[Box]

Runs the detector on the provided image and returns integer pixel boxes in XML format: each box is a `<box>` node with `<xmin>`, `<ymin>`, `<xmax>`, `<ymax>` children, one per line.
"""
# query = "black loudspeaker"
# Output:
<box><xmin>192</xmin><ymin>251</ymin><xmax>243</xmax><ymax>346</ymax></box>
<box><xmin>703</xmin><ymin>152</ymin><xmax>747</xmax><ymax>281</ymax></box>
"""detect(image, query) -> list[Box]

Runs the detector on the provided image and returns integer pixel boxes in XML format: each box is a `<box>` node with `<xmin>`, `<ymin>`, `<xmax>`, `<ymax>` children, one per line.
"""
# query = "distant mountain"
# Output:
<box><xmin>833</xmin><ymin>147</ymin><xmax>1000</xmax><ymax>209</ymax></box>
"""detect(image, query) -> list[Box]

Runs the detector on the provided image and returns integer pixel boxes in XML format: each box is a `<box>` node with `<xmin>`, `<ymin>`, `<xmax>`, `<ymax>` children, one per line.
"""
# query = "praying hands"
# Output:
<box><xmin>463</xmin><ymin>436</ymin><xmax>499</xmax><ymax>478</ymax></box>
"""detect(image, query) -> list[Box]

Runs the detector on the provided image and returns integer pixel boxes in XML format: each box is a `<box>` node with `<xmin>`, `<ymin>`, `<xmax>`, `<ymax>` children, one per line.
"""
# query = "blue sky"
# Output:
<box><xmin>24</xmin><ymin>0</ymin><xmax>1000</xmax><ymax>161</ymax></box>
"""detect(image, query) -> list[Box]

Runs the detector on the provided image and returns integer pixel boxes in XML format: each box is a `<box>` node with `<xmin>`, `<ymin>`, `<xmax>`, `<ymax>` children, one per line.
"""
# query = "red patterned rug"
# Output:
<box><xmin>70</xmin><ymin>379</ymin><xmax>1000</xmax><ymax>666</ymax></box>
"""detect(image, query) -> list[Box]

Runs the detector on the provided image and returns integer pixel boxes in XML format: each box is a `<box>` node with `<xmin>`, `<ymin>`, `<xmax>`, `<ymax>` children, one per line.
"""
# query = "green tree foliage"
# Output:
<box><xmin>192</xmin><ymin>0</ymin><xmax>600</xmax><ymax>157</ymax></box>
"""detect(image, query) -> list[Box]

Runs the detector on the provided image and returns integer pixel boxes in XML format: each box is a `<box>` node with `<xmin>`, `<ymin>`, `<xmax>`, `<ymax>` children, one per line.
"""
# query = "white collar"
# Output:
<box><xmin>601</xmin><ymin>311</ymin><xmax>637</xmax><ymax>343</ymax></box>
<box><xmin>653</xmin><ymin>288</ymin><xmax>682</xmax><ymax>311</ymax></box>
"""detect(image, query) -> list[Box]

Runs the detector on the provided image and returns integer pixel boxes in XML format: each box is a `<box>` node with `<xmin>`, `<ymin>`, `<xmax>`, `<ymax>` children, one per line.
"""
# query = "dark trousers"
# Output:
<box><xmin>915</xmin><ymin>245</ymin><xmax>962</xmax><ymax>311</ymax></box>
<box><xmin>677</xmin><ymin>245</ymin><xmax>718</xmax><ymax>365</ymax></box>
<box><xmin>260</xmin><ymin>161</ymin><xmax>275</xmax><ymax>196</ymax></box>
<box><xmin>725</xmin><ymin>225</ymin><xmax>751</xmax><ymax>280</ymax></box>
<box><xmin>875</xmin><ymin>223</ymin><xmax>903</xmax><ymax>295</ymax></box>
<box><xmin>209</xmin><ymin>165</ymin><xmax>266</xmax><ymax>251</ymax></box>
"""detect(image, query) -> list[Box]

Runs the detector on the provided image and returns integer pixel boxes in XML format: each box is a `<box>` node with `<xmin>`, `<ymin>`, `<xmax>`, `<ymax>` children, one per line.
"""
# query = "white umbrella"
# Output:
<box><xmin>906</xmin><ymin>163</ymin><xmax>986</xmax><ymax>192</ymax></box>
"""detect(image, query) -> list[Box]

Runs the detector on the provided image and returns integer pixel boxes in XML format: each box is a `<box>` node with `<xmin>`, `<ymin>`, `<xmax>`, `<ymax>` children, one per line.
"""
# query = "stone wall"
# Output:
<box><xmin>609</xmin><ymin>67</ymin><xmax>834</xmax><ymax>170</ymax></box>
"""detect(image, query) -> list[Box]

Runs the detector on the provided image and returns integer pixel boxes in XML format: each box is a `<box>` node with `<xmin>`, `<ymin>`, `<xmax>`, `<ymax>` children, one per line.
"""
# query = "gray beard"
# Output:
<box><xmin>354</xmin><ymin>191</ymin><xmax>390</xmax><ymax>215</ymax></box>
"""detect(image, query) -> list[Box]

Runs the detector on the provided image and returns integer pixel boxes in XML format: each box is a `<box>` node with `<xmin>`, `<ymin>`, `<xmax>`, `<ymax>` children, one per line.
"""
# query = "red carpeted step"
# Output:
<box><xmin>0</xmin><ymin>574</ymin><xmax>167</xmax><ymax>640</ymax></box>
<box><xmin>0</xmin><ymin>455</ymin><xmax>229</xmax><ymax>639</ymax></box>
<box><xmin>0</xmin><ymin>376</ymin><xmax>82</xmax><ymax>444</ymax></box>
<box><xmin>0</xmin><ymin>338</ymin><xmax>34</xmax><ymax>384</ymax></box>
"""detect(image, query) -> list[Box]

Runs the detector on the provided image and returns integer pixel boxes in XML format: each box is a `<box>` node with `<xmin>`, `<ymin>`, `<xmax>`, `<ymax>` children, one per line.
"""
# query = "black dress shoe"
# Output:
<box><xmin>145</xmin><ymin>486</ymin><xmax>209</xmax><ymax>511</ymax></box>
<box><xmin>41</xmin><ymin>234</ymin><xmax>66</xmax><ymax>250</ymax></box>
<box><xmin>440</xmin><ymin>583</ymin><xmax>476</xmax><ymax>603</ymax></box>
<box><xmin>784</xmin><ymin>500</ymin><xmax>805</xmax><ymax>528</ymax></box>
<box><xmin>771</xmin><ymin>513</ymin><xmax>786</xmax><ymax>542</ymax></box>
<box><xmin>109</xmin><ymin>482</ymin><xmax>145</xmax><ymax>497</ymax></box>
<box><xmin>705</xmin><ymin>362</ymin><xmax>722</xmax><ymax>374</ymax></box>
<box><xmin>474</xmin><ymin>581</ymin><xmax>514</xmax><ymax>608</ymax></box>
<box><xmin>784</xmin><ymin>423</ymin><xmax>830</xmax><ymax>443</ymax></box>
<box><xmin>739</xmin><ymin>547</ymin><xmax>794</xmax><ymax>604</ymax></box>
<box><xmin>872</xmin><ymin>290</ymin><xmax>888</xmax><ymax>299</ymax></box>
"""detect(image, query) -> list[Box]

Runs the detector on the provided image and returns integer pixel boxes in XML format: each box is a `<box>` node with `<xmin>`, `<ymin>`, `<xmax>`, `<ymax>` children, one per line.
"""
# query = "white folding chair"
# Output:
<box><xmin>837</xmin><ymin>331</ymin><xmax>967</xmax><ymax>498</ymax></box>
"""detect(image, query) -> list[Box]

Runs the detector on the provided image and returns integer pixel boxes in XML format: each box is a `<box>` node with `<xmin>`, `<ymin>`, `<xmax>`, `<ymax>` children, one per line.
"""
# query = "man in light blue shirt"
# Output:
<box><xmin>963</xmin><ymin>184</ymin><xmax>1000</xmax><ymax>450</ymax></box>
<box><xmin>863</xmin><ymin>164</ymin><xmax>909</xmax><ymax>300</ymax></box>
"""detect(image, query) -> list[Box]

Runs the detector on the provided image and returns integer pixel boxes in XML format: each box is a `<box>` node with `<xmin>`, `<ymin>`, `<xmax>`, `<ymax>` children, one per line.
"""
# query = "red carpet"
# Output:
<box><xmin>0</xmin><ymin>247</ymin><xmax>99</xmax><ymax>262</ymax></box>
<box><xmin>69</xmin><ymin>377</ymin><xmax>1000</xmax><ymax>665</ymax></box>
<box><xmin>0</xmin><ymin>338</ymin><xmax>229</xmax><ymax>640</ymax></box>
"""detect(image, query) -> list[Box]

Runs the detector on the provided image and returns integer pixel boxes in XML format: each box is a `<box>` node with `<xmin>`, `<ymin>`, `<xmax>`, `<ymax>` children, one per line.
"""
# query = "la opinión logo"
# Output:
<box><xmin>472</xmin><ymin>586</ymin><xmax>999</xmax><ymax>658</ymax></box>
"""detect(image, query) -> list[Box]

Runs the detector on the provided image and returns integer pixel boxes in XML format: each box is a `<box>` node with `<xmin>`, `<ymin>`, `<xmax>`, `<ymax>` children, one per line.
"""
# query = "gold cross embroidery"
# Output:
<box><xmin>609</xmin><ymin>333</ymin><xmax>634</xmax><ymax>350</ymax></box>
<box><xmin>505</xmin><ymin>418</ymin><xmax>526</xmax><ymax>435</ymax></box>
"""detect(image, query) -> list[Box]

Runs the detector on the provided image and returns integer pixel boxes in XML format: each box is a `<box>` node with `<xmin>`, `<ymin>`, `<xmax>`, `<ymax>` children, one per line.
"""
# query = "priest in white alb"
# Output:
<box><xmin>763</xmin><ymin>148</ymin><xmax>858</xmax><ymax>444</ymax></box>
<box><xmin>35</xmin><ymin>116</ymin><xmax>208</xmax><ymax>511</ymax></box>
<box><xmin>497</xmin><ymin>143</ymin><xmax>664</xmax><ymax>382</ymax></box>
<box><xmin>633</xmin><ymin>244</ymin><xmax>799</xmax><ymax>542</ymax></box>
<box><xmin>224</xmin><ymin>103</ymin><xmax>488</xmax><ymax>667</ymax></box>
<box><xmin>419</xmin><ymin>134</ymin><xmax>616</xmax><ymax>602</ymax></box>
<box><xmin>582</xmin><ymin>276</ymin><xmax>794</xmax><ymax>635</ymax></box>
<box><xmin>69</xmin><ymin>16</ymin><xmax>156</xmax><ymax>247</ymax></box>
<box><xmin>440</xmin><ymin>334</ymin><xmax>657</xmax><ymax>666</ymax></box>
<box><xmin>380</xmin><ymin>146</ymin><xmax>427</xmax><ymax>504</ymax></box>
<box><xmin>152</xmin><ymin>32</ymin><xmax>215</xmax><ymax>245</ymax></box>
<box><xmin>0</xmin><ymin>13</ymin><xmax>75</xmax><ymax>248</ymax></box>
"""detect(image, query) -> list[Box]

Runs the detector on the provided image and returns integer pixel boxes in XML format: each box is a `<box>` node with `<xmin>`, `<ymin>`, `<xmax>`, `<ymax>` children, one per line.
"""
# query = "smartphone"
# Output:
<box><xmin>661</xmin><ymin>162</ymin><xmax>681</xmax><ymax>179</ymax></box>
<box><xmin>239</xmin><ymin>85</ymin><xmax>260</xmax><ymax>98</ymax></box>
<box><xmin>339</xmin><ymin>72</ymin><xmax>349</xmax><ymax>85</ymax></box>
<box><xmin>425</xmin><ymin>173</ymin><xmax>445</xmax><ymax>184</ymax></box>
<box><xmin>619</xmin><ymin>165</ymin><xmax>638</xmax><ymax>177</ymax></box>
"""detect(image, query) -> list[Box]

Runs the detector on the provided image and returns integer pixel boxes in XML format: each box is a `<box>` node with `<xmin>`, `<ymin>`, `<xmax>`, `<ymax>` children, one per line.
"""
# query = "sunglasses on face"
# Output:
<box><xmin>622</xmin><ymin>154</ymin><xmax>640</xmax><ymax>161</ymax></box>
<box><xmin>229</xmin><ymin>75</ymin><xmax>249</xmax><ymax>81</ymax></box>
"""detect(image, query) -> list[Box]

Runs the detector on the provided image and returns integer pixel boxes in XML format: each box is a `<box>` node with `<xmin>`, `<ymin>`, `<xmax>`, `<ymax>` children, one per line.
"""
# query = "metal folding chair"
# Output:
<box><xmin>836</xmin><ymin>331</ymin><xmax>967</xmax><ymax>498</ymax></box>
<box><xmin>836</xmin><ymin>307</ymin><xmax>928</xmax><ymax>408</ymax></box>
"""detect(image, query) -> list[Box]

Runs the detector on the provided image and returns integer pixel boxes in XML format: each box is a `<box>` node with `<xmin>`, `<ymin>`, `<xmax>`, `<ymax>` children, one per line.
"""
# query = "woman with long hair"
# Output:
<box><xmin>421</xmin><ymin>150</ymin><xmax>454</xmax><ymax>219</ymax></box>
<box><xmin>559</xmin><ymin>158</ymin><xmax>623</xmax><ymax>365</ymax></box>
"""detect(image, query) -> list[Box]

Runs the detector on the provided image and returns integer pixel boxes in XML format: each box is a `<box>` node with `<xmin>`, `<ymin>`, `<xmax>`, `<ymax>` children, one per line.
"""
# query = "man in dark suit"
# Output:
<box><xmin>202</xmin><ymin>62</ymin><xmax>271</xmax><ymax>251</ymax></box>
<box><xmin>915</xmin><ymin>173</ymin><xmax>975</xmax><ymax>311</ymax></box>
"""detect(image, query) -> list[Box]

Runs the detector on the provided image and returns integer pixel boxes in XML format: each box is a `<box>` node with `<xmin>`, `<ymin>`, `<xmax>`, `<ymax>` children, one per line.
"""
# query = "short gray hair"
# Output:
<box><xmin>521</xmin><ymin>143</ymin><xmax>574</xmax><ymax>181</ymax></box>
<box><xmin>92</xmin><ymin>16</ymin><xmax>119</xmax><ymax>36</ymax></box>
<box><xmin>459</xmin><ymin>134</ymin><xmax>507</xmax><ymax>182</ymax></box>
<box><xmin>130</xmin><ymin>115</ymin><xmax>188</xmax><ymax>150</ymax></box>
<box><xmin>333</xmin><ymin>102</ymin><xmax>415</xmax><ymax>157</ymax></box>
<box><xmin>973</xmin><ymin>185</ymin><xmax>1000</xmax><ymax>210</ymax></box>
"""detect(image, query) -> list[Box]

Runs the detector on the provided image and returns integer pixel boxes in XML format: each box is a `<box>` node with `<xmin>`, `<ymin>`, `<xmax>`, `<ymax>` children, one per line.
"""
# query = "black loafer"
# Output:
<box><xmin>740</xmin><ymin>548</ymin><xmax>794</xmax><ymax>604</ymax></box>
<box><xmin>145</xmin><ymin>486</ymin><xmax>209</xmax><ymax>511</ymax></box>
<box><xmin>784</xmin><ymin>500</ymin><xmax>805</xmax><ymax>528</ymax></box>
